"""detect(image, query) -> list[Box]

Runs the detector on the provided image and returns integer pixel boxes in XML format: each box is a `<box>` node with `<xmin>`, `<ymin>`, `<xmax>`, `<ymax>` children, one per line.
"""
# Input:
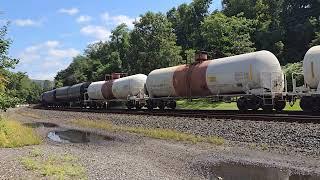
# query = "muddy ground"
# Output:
<box><xmin>1</xmin><ymin>107</ymin><xmax>320</xmax><ymax>180</ymax></box>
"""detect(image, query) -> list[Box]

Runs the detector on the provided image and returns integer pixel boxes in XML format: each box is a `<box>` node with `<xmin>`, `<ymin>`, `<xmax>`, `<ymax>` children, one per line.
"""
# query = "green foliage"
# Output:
<box><xmin>54</xmin><ymin>0</ymin><xmax>320</xmax><ymax>88</ymax></box>
<box><xmin>0</xmin><ymin>93</ymin><xmax>21</xmax><ymax>111</ymax></box>
<box><xmin>129</xmin><ymin>12</ymin><xmax>183</xmax><ymax>74</ymax></box>
<box><xmin>201</xmin><ymin>13</ymin><xmax>255</xmax><ymax>57</ymax></box>
<box><xmin>5</xmin><ymin>72</ymin><xmax>43</xmax><ymax>104</ymax></box>
<box><xmin>0</xmin><ymin>22</ymin><xmax>33</xmax><ymax>109</ymax></box>
<box><xmin>0</xmin><ymin>117</ymin><xmax>41</xmax><ymax>147</ymax></box>
<box><xmin>167</xmin><ymin>0</ymin><xmax>212</xmax><ymax>51</ymax></box>
<box><xmin>282</xmin><ymin>62</ymin><xmax>304</xmax><ymax>91</ymax></box>
<box><xmin>0</xmin><ymin>24</ymin><xmax>19</xmax><ymax>69</ymax></box>
<box><xmin>176</xmin><ymin>99</ymin><xmax>221</xmax><ymax>110</ymax></box>
<box><xmin>177</xmin><ymin>99</ymin><xmax>302</xmax><ymax>111</ymax></box>
<box><xmin>222</xmin><ymin>0</ymin><xmax>320</xmax><ymax>63</ymax></box>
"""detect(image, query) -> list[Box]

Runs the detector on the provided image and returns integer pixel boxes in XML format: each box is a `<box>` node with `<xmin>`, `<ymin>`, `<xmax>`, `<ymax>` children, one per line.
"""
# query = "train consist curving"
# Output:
<box><xmin>41</xmin><ymin>46</ymin><xmax>320</xmax><ymax>112</ymax></box>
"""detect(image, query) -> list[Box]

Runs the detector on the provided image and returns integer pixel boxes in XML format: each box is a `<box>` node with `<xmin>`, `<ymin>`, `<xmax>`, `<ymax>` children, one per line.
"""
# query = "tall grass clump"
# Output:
<box><xmin>0</xmin><ymin>117</ymin><xmax>41</xmax><ymax>147</ymax></box>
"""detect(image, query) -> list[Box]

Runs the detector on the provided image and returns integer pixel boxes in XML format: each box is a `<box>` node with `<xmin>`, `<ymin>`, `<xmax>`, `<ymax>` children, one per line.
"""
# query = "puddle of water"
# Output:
<box><xmin>210</xmin><ymin>163</ymin><xmax>319</xmax><ymax>180</ymax></box>
<box><xmin>24</xmin><ymin>122</ymin><xmax>59</xmax><ymax>128</ymax></box>
<box><xmin>48</xmin><ymin>130</ymin><xmax>112</xmax><ymax>143</ymax></box>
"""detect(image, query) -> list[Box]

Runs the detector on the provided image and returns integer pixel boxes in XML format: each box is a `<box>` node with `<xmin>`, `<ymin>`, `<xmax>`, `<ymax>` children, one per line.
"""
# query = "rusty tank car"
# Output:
<box><xmin>146</xmin><ymin>51</ymin><xmax>285</xmax><ymax>111</ymax></box>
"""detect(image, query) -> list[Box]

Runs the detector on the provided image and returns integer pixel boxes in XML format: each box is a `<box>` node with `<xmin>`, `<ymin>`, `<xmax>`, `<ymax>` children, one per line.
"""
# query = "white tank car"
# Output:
<box><xmin>112</xmin><ymin>74</ymin><xmax>147</xmax><ymax>99</ymax></box>
<box><xmin>146</xmin><ymin>51</ymin><xmax>284</xmax><ymax>98</ymax></box>
<box><xmin>87</xmin><ymin>74</ymin><xmax>147</xmax><ymax>101</ymax></box>
<box><xmin>87</xmin><ymin>81</ymin><xmax>105</xmax><ymax>100</ymax></box>
<box><xmin>303</xmin><ymin>45</ymin><xmax>320</xmax><ymax>90</ymax></box>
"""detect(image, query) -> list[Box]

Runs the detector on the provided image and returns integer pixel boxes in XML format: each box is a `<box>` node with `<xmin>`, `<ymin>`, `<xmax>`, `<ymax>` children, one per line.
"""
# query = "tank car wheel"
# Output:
<box><xmin>300</xmin><ymin>96</ymin><xmax>312</xmax><ymax>113</ymax></box>
<box><xmin>146</xmin><ymin>100</ymin><xmax>154</xmax><ymax>110</ymax></box>
<box><xmin>126</xmin><ymin>101</ymin><xmax>134</xmax><ymax>110</ymax></box>
<box><xmin>274</xmin><ymin>99</ymin><xmax>286</xmax><ymax>112</ymax></box>
<box><xmin>249</xmin><ymin>96</ymin><xmax>261</xmax><ymax>111</ymax></box>
<box><xmin>135</xmin><ymin>102</ymin><xmax>142</xmax><ymax>110</ymax></box>
<box><xmin>158</xmin><ymin>101</ymin><xmax>165</xmax><ymax>110</ymax></box>
<box><xmin>262</xmin><ymin>105</ymin><xmax>273</xmax><ymax>112</ymax></box>
<box><xmin>168</xmin><ymin>101</ymin><xmax>176</xmax><ymax>110</ymax></box>
<box><xmin>237</xmin><ymin>97</ymin><xmax>248</xmax><ymax>112</ymax></box>
<box><xmin>311</xmin><ymin>97</ymin><xmax>320</xmax><ymax>112</ymax></box>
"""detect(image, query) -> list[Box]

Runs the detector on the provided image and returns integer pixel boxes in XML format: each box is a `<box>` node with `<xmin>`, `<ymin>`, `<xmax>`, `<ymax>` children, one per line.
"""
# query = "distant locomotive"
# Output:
<box><xmin>41</xmin><ymin>46</ymin><xmax>320</xmax><ymax>112</ymax></box>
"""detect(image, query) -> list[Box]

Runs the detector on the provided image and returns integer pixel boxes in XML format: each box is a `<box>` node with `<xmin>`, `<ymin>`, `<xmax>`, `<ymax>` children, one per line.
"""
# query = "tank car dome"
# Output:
<box><xmin>303</xmin><ymin>45</ymin><xmax>320</xmax><ymax>89</ymax></box>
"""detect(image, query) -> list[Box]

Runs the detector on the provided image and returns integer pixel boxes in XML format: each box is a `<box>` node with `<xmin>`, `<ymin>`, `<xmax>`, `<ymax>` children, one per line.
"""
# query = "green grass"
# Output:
<box><xmin>176</xmin><ymin>99</ymin><xmax>223</xmax><ymax>110</ymax></box>
<box><xmin>0</xmin><ymin>117</ymin><xmax>41</xmax><ymax>148</ymax></box>
<box><xmin>177</xmin><ymin>99</ymin><xmax>302</xmax><ymax>111</ymax></box>
<box><xmin>284</xmin><ymin>100</ymin><xmax>301</xmax><ymax>111</ymax></box>
<box><xmin>20</xmin><ymin>148</ymin><xmax>86</xmax><ymax>180</ymax></box>
<box><xmin>70</xmin><ymin>119</ymin><xmax>225</xmax><ymax>146</ymax></box>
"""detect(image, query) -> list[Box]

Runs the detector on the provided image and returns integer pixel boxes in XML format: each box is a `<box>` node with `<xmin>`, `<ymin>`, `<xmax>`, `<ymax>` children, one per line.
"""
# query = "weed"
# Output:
<box><xmin>260</xmin><ymin>143</ymin><xmax>269</xmax><ymax>151</ymax></box>
<box><xmin>0</xmin><ymin>117</ymin><xmax>41</xmax><ymax>148</ymax></box>
<box><xmin>20</xmin><ymin>149</ymin><xmax>86</xmax><ymax>180</ymax></box>
<box><xmin>70</xmin><ymin>119</ymin><xmax>225</xmax><ymax>146</ymax></box>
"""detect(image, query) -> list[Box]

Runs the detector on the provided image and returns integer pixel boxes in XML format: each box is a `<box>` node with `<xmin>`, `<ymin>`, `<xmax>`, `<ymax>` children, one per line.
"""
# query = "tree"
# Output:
<box><xmin>110</xmin><ymin>24</ymin><xmax>130</xmax><ymax>72</ymax></box>
<box><xmin>201</xmin><ymin>13</ymin><xmax>255</xmax><ymax>57</ymax></box>
<box><xmin>167</xmin><ymin>0</ymin><xmax>212</xmax><ymax>53</ymax></box>
<box><xmin>43</xmin><ymin>80</ymin><xmax>53</xmax><ymax>91</ymax></box>
<box><xmin>0</xmin><ymin>23</ymin><xmax>21</xmax><ymax>110</ymax></box>
<box><xmin>0</xmin><ymin>24</ymin><xmax>19</xmax><ymax>69</ymax></box>
<box><xmin>223</xmin><ymin>0</ymin><xmax>285</xmax><ymax>62</ymax></box>
<box><xmin>129</xmin><ymin>12</ymin><xmax>182</xmax><ymax>74</ymax></box>
<box><xmin>282</xmin><ymin>62</ymin><xmax>303</xmax><ymax>91</ymax></box>
<box><xmin>55</xmin><ymin>55</ymin><xmax>90</xmax><ymax>86</ymax></box>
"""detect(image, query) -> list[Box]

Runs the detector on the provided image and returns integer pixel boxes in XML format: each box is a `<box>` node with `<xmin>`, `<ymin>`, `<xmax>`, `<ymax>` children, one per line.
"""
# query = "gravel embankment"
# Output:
<box><xmin>28</xmin><ymin>108</ymin><xmax>320</xmax><ymax>156</ymax></box>
<box><xmin>1</xmin><ymin>107</ymin><xmax>319</xmax><ymax>179</ymax></box>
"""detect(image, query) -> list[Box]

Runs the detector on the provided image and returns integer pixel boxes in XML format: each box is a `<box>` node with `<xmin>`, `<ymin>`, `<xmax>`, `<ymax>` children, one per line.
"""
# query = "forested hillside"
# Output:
<box><xmin>55</xmin><ymin>0</ymin><xmax>320</xmax><ymax>86</ymax></box>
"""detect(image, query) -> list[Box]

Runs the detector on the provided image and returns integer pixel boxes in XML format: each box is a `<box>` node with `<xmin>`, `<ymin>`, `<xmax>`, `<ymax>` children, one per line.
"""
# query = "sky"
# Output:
<box><xmin>1</xmin><ymin>0</ymin><xmax>222</xmax><ymax>80</ymax></box>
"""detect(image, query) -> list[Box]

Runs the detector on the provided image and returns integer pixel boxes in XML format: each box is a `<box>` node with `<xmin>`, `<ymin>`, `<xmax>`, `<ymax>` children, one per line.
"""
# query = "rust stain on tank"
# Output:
<box><xmin>101</xmin><ymin>80</ymin><xmax>115</xmax><ymax>99</ymax></box>
<box><xmin>173</xmin><ymin>61</ymin><xmax>211</xmax><ymax>97</ymax></box>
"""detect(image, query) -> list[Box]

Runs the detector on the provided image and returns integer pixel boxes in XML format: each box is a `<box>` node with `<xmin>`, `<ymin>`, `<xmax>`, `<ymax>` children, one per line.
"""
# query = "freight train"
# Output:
<box><xmin>40</xmin><ymin>45</ymin><xmax>320</xmax><ymax>112</ymax></box>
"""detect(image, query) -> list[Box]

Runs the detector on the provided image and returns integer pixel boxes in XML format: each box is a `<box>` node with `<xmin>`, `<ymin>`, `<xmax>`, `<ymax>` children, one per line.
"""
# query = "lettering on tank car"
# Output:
<box><xmin>207</xmin><ymin>76</ymin><xmax>216</xmax><ymax>83</ymax></box>
<box><xmin>114</xmin><ymin>84</ymin><xmax>129</xmax><ymax>91</ymax></box>
<box><xmin>234</xmin><ymin>72</ymin><xmax>249</xmax><ymax>82</ymax></box>
<box><xmin>151</xmin><ymin>82</ymin><xmax>170</xmax><ymax>88</ymax></box>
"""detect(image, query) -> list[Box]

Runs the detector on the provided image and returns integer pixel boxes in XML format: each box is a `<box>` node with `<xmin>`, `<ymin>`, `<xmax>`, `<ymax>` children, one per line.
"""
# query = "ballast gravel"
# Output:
<box><xmin>30</xmin><ymin>108</ymin><xmax>320</xmax><ymax>156</ymax></box>
<box><xmin>0</xmin><ymin>107</ymin><xmax>319</xmax><ymax>179</ymax></box>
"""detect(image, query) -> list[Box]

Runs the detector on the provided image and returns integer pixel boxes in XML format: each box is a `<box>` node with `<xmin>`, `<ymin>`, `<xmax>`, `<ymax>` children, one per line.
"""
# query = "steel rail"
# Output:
<box><xmin>32</xmin><ymin>106</ymin><xmax>320</xmax><ymax>124</ymax></box>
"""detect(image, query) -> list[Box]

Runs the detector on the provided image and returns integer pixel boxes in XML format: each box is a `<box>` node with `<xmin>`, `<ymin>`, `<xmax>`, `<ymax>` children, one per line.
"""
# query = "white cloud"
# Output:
<box><xmin>80</xmin><ymin>25</ymin><xmax>111</xmax><ymax>41</ymax></box>
<box><xmin>30</xmin><ymin>72</ymin><xmax>57</xmax><ymax>81</ymax></box>
<box><xmin>76</xmin><ymin>15</ymin><xmax>92</xmax><ymax>23</ymax></box>
<box><xmin>17</xmin><ymin>40</ymin><xmax>80</xmax><ymax>80</ymax></box>
<box><xmin>58</xmin><ymin>8</ymin><xmax>79</xmax><ymax>15</ymax></box>
<box><xmin>45</xmin><ymin>40</ymin><xmax>60</xmax><ymax>48</ymax></box>
<box><xmin>47</xmin><ymin>48</ymin><xmax>79</xmax><ymax>60</ymax></box>
<box><xmin>14</xmin><ymin>19</ymin><xmax>41</xmax><ymax>27</ymax></box>
<box><xmin>101</xmin><ymin>12</ymin><xmax>137</xmax><ymax>28</ymax></box>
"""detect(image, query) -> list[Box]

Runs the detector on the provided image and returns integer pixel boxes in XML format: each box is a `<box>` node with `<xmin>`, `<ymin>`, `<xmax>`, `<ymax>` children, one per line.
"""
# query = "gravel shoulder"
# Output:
<box><xmin>0</xmin><ymin>107</ymin><xmax>320</xmax><ymax>179</ymax></box>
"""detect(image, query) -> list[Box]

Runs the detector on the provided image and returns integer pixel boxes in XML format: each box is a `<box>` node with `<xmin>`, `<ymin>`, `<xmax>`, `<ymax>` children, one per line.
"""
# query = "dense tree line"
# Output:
<box><xmin>55</xmin><ymin>0</ymin><xmax>320</xmax><ymax>86</ymax></box>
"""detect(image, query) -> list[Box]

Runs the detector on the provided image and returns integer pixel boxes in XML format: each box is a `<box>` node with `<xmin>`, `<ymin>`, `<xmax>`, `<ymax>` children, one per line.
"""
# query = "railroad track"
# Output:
<box><xmin>32</xmin><ymin>105</ymin><xmax>320</xmax><ymax>123</ymax></box>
